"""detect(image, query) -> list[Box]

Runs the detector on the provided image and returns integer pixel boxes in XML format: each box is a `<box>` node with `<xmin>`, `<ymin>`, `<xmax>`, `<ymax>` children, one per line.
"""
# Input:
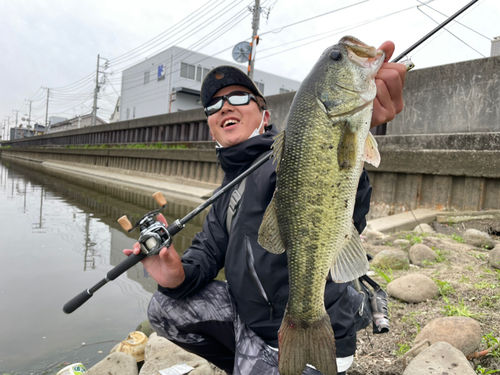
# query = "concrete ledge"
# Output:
<box><xmin>436</xmin><ymin>210</ymin><xmax>500</xmax><ymax>223</ymax></box>
<box><xmin>367</xmin><ymin>209</ymin><xmax>437</xmax><ymax>233</ymax></box>
<box><xmin>366</xmin><ymin>150</ymin><xmax>500</xmax><ymax>178</ymax></box>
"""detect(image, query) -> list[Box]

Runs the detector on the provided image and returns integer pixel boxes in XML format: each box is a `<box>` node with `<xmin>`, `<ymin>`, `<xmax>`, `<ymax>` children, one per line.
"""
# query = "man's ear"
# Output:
<box><xmin>263</xmin><ymin>110</ymin><xmax>270</xmax><ymax>128</ymax></box>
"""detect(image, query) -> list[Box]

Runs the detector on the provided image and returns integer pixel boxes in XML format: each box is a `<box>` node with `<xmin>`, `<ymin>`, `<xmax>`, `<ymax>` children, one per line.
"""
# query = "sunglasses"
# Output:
<box><xmin>205</xmin><ymin>91</ymin><xmax>258</xmax><ymax>116</ymax></box>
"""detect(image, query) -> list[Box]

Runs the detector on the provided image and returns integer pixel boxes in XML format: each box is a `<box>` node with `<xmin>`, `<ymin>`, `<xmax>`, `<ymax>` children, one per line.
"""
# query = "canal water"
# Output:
<box><xmin>0</xmin><ymin>157</ymin><xmax>208</xmax><ymax>375</ymax></box>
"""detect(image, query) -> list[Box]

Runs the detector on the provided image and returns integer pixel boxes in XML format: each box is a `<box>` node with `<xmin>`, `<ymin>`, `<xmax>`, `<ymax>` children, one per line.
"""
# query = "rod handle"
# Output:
<box><xmin>118</xmin><ymin>215</ymin><xmax>133</xmax><ymax>232</ymax></box>
<box><xmin>107</xmin><ymin>252</ymin><xmax>147</xmax><ymax>281</ymax></box>
<box><xmin>63</xmin><ymin>289</ymin><xmax>93</xmax><ymax>314</ymax></box>
<box><xmin>152</xmin><ymin>191</ymin><xmax>167</xmax><ymax>207</ymax></box>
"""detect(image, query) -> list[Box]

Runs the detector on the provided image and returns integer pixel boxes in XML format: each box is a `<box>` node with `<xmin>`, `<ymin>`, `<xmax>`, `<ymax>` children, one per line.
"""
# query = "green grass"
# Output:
<box><xmin>474</xmin><ymin>281</ymin><xmax>497</xmax><ymax>290</ymax></box>
<box><xmin>432</xmin><ymin>278</ymin><xmax>455</xmax><ymax>298</ymax></box>
<box><xmin>483</xmin><ymin>332</ymin><xmax>500</xmax><ymax>359</ymax></box>
<box><xmin>452</xmin><ymin>233</ymin><xmax>466</xmax><ymax>243</ymax></box>
<box><xmin>470</xmin><ymin>252</ymin><xmax>488</xmax><ymax>261</ymax></box>
<box><xmin>393</xmin><ymin>342</ymin><xmax>411</xmax><ymax>357</ymax></box>
<box><xmin>479</xmin><ymin>295</ymin><xmax>500</xmax><ymax>308</ymax></box>
<box><xmin>406</xmin><ymin>234</ymin><xmax>423</xmax><ymax>245</ymax></box>
<box><xmin>371</xmin><ymin>267</ymin><xmax>394</xmax><ymax>284</ymax></box>
<box><xmin>476</xmin><ymin>365</ymin><xmax>500</xmax><ymax>374</ymax></box>
<box><xmin>443</xmin><ymin>299</ymin><xmax>482</xmax><ymax>318</ymax></box>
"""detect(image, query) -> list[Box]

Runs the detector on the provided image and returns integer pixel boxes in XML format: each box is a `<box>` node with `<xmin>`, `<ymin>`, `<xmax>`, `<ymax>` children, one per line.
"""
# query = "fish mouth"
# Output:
<box><xmin>340</xmin><ymin>36</ymin><xmax>385</xmax><ymax>74</ymax></box>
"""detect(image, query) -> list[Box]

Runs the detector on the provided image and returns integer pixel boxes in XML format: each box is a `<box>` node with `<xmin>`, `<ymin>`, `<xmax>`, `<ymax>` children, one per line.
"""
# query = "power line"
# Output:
<box><xmin>417</xmin><ymin>6</ymin><xmax>485</xmax><ymax>57</ymax></box>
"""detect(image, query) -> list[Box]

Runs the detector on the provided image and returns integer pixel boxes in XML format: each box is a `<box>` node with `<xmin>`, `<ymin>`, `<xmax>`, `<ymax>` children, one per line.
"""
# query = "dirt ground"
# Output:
<box><xmin>350</xmin><ymin>220</ymin><xmax>500</xmax><ymax>375</ymax></box>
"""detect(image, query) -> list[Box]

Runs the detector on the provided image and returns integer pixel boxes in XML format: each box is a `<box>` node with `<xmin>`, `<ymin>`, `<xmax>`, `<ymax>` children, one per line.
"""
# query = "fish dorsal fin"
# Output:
<box><xmin>363</xmin><ymin>131</ymin><xmax>380</xmax><ymax>167</ymax></box>
<box><xmin>258</xmin><ymin>194</ymin><xmax>286</xmax><ymax>254</ymax></box>
<box><xmin>330</xmin><ymin>223</ymin><xmax>369</xmax><ymax>282</ymax></box>
<box><xmin>337</xmin><ymin>121</ymin><xmax>357</xmax><ymax>170</ymax></box>
<box><xmin>271</xmin><ymin>130</ymin><xmax>285</xmax><ymax>172</ymax></box>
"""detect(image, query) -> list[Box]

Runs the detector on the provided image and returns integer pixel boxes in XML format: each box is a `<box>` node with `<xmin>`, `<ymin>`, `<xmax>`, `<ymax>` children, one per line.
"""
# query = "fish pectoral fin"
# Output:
<box><xmin>258</xmin><ymin>196</ymin><xmax>286</xmax><ymax>254</ymax></box>
<box><xmin>337</xmin><ymin>121</ymin><xmax>358</xmax><ymax>170</ymax></box>
<box><xmin>330</xmin><ymin>224</ymin><xmax>369</xmax><ymax>282</ymax></box>
<box><xmin>363</xmin><ymin>131</ymin><xmax>381</xmax><ymax>167</ymax></box>
<box><xmin>271</xmin><ymin>130</ymin><xmax>285</xmax><ymax>172</ymax></box>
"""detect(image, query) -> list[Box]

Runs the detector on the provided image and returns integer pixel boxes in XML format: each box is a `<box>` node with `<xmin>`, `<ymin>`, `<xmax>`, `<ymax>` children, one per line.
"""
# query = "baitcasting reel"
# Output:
<box><xmin>118</xmin><ymin>192</ymin><xmax>184</xmax><ymax>256</ymax></box>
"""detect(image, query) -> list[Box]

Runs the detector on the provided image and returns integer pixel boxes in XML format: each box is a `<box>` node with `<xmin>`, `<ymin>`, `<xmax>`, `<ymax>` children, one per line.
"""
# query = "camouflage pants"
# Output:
<box><xmin>148</xmin><ymin>281</ymin><xmax>346</xmax><ymax>375</ymax></box>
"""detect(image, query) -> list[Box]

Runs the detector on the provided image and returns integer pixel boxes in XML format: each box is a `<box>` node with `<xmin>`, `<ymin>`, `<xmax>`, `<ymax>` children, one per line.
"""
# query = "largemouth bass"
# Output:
<box><xmin>258</xmin><ymin>36</ymin><xmax>384</xmax><ymax>375</ymax></box>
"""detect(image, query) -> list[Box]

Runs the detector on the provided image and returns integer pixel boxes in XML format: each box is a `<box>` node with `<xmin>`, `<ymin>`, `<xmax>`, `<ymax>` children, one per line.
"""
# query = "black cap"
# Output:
<box><xmin>200</xmin><ymin>65</ymin><xmax>266</xmax><ymax>108</ymax></box>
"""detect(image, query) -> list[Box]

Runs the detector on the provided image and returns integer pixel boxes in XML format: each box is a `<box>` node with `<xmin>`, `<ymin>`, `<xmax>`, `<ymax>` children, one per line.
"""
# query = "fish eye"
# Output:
<box><xmin>330</xmin><ymin>51</ymin><xmax>342</xmax><ymax>61</ymax></box>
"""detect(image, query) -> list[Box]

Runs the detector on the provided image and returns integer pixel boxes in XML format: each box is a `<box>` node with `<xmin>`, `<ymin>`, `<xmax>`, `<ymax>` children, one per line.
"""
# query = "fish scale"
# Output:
<box><xmin>258</xmin><ymin>36</ymin><xmax>384</xmax><ymax>375</ymax></box>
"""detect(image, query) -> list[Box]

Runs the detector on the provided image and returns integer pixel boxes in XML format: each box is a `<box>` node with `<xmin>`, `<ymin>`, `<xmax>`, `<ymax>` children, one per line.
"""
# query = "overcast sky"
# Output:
<box><xmin>1</xmin><ymin>0</ymin><xmax>498</xmax><ymax>133</ymax></box>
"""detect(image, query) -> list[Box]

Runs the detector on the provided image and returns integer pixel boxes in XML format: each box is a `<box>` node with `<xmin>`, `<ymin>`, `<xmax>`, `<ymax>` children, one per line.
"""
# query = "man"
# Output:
<box><xmin>125</xmin><ymin>41</ymin><xmax>406</xmax><ymax>374</ymax></box>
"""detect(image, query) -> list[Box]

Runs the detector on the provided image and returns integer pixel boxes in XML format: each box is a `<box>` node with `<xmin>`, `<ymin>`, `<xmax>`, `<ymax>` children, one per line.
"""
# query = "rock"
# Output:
<box><xmin>489</xmin><ymin>248</ymin><xmax>500</xmax><ymax>269</ymax></box>
<box><xmin>387</xmin><ymin>274</ymin><xmax>439</xmax><ymax>303</ymax></box>
<box><xmin>412</xmin><ymin>317</ymin><xmax>482</xmax><ymax>357</ymax></box>
<box><xmin>423</xmin><ymin>237</ymin><xmax>471</xmax><ymax>254</ymax></box>
<box><xmin>370</xmin><ymin>249</ymin><xmax>409</xmax><ymax>270</ymax></box>
<box><xmin>139</xmin><ymin>333</ymin><xmax>213</xmax><ymax>375</ymax></box>
<box><xmin>394</xmin><ymin>239</ymin><xmax>410</xmax><ymax>246</ymax></box>
<box><xmin>409</xmin><ymin>244</ymin><xmax>437</xmax><ymax>266</ymax></box>
<box><xmin>87</xmin><ymin>352</ymin><xmax>138</xmax><ymax>375</ymax></box>
<box><xmin>413</xmin><ymin>223</ymin><xmax>435</xmax><ymax>233</ymax></box>
<box><xmin>136</xmin><ymin>319</ymin><xmax>155</xmax><ymax>337</ymax></box>
<box><xmin>365</xmin><ymin>229</ymin><xmax>389</xmax><ymax>241</ymax></box>
<box><xmin>464</xmin><ymin>228</ymin><xmax>495</xmax><ymax>249</ymax></box>
<box><xmin>403</xmin><ymin>341</ymin><xmax>475</xmax><ymax>375</ymax></box>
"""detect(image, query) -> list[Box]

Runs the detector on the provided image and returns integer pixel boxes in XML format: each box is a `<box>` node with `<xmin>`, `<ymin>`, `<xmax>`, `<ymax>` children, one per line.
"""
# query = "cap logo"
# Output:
<box><xmin>215</xmin><ymin>72</ymin><xmax>225</xmax><ymax>80</ymax></box>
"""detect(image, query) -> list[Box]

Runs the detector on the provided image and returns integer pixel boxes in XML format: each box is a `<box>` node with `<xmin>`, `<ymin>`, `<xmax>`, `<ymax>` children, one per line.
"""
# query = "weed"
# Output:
<box><xmin>406</xmin><ymin>234</ymin><xmax>423</xmax><ymax>245</ymax></box>
<box><xmin>393</xmin><ymin>342</ymin><xmax>411</xmax><ymax>357</ymax></box>
<box><xmin>476</xmin><ymin>365</ymin><xmax>500</xmax><ymax>374</ymax></box>
<box><xmin>401</xmin><ymin>311</ymin><xmax>422</xmax><ymax>334</ymax></box>
<box><xmin>460</xmin><ymin>275</ymin><xmax>471</xmax><ymax>283</ymax></box>
<box><xmin>434</xmin><ymin>248</ymin><xmax>448</xmax><ymax>262</ymax></box>
<box><xmin>452</xmin><ymin>233</ymin><xmax>466</xmax><ymax>243</ymax></box>
<box><xmin>479</xmin><ymin>295</ymin><xmax>500</xmax><ymax>308</ymax></box>
<box><xmin>470</xmin><ymin>252</ymin><xmax>487</xmax><ymax>261</ymax></box>
<box><xmin>443</xmin><ymin>299</ymin><xmax>482</xmax><ymax>318</ymax></box>
<box><xmin>482</xmin><ymin>333</ymin><xmax>500</xmax><ymax>357</ymax></box>
<box><xmin>371</xmin><ymin>267</ymin><xmax>394</xmax><ymax>284</ymax></box>
<box><xmin>474</xmin><ymin>281</ymin><xmax>496</xmax><ymax>290</ymax></box>
<box><xmin>384</xmin><ymin>241</ymin><xmax>393</xmax><ymax>247</ymax></box>
<box><xmin>432</xmin><ymin>278</ymin><xmax>455</xmax><ymax>297</ymax></box>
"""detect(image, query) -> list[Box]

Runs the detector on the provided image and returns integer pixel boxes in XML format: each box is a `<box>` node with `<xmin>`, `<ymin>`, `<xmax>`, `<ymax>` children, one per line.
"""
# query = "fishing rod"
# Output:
<box><xmin>63</xmin><ymin>150</ymin><xmax>272</xmax><ymax>314</ymax></box>
<box><xmin>391</xmin><ymin>0</ymin><xmax>479</xmax><ymax>63</ymax></box>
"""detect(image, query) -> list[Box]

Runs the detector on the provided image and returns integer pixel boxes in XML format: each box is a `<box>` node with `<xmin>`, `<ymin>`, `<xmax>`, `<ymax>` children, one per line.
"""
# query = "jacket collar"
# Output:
<box><xmin>217</xmin><ymin>125</ymin><xmax>278</xmax><ymax>183</ymax></box>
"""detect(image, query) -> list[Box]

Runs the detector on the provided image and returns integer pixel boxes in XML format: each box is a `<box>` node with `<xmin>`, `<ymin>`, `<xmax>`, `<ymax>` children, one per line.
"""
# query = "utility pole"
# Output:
<box><xmin>5</xmin><ymin>117</ymin><xmax>10</xmax><ymax>140</ymax></box>
<box><xmin>27</xmin><ymin>100</ymin><xmax>32</xmax><ymax>127</ymax></box>
<box><xmin>43</xmin><ymin>87</ymin><xmax>50</xmax><ymax>133</ymax></box>
<box><xmin>13</xmin><ymin>110</ymin><xmax>19</xmax><ymax>128</ymax></box>
<box><xmin>92</xmin><ymin>54</ymin><xmax>100</xmax><ymax>127</ymax></box>
<box><xmin>247</xmin><ymin>0</ymin><xmax>261</xmax><ymax>80</ymax></box>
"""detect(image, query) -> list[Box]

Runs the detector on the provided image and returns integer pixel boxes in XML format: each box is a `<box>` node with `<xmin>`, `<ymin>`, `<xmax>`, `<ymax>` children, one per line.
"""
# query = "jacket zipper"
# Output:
<box><xmin>245</xmin><ymin>235</ymin><xmax>274</xmax><ymax>321</ymax></box>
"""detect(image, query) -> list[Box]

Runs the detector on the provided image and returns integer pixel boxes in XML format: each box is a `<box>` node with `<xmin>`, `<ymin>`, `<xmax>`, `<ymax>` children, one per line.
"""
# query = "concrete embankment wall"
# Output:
<box><xmin>2</xmin><ymin>56</ymin><xmax>500</xmax><ymax>216</ymax></box>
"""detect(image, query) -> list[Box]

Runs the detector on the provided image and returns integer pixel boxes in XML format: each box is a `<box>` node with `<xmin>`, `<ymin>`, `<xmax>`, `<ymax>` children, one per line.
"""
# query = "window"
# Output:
<box><xmin>280</xmin><ymin>88</ymin><xmax>290</xmax><ymax>94</ymax></box>
<box><xmin>181</xmin><ymin>62</ymin><xmax>206</xmax><ymax>81</ymax></box>
<box><xmin>196</xmin><ymin>66</ymin><xmax>202</xmax><ymax>82</ymax></box>
<box><xmin>254</xmin><ymin>81</ymin><xmax>265</xmax><ymax>94</ymax></box>
<box><xmin>144</xmin><ymin>71</ymin><xmax>150</xmax><ymax>84</ymax></box>
<box><xmin>133</xmin><ymin>107</ymin><xmax>136</xmax><ymax>119</ymax></box>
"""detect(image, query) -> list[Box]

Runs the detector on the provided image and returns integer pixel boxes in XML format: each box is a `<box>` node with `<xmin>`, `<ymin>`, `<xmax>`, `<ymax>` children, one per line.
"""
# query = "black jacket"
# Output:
<box><xmin>159</xmin><ymin>125</ymin><xmax>372</xmax><ymax>357</ymax></box>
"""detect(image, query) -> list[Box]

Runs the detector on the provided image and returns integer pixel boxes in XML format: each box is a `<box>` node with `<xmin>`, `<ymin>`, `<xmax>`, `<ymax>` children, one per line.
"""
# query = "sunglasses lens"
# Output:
<box><xmin>205</xmin><ymin>99</ymin><xmax>223</xmax><ymax>116</ymax></box>
<box><xmin>227</xmin><ymin>93</ymin><xmax>250</xmax><ymax>106</ymax></box>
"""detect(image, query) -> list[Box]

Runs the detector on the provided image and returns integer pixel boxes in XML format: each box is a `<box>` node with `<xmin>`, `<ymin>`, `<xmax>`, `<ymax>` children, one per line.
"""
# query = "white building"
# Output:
<box><xmin>120</xmin><ymin>46</ymin><xmax>300</xmax><ymax>121</ymax></box>
<box><xmin>48</xmin><ymin>114</ymin><xmax>107</xmax><ymax>133</ymax></box>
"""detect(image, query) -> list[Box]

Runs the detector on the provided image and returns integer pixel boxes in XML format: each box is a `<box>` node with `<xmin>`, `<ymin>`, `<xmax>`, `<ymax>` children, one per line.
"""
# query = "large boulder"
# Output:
<box><xmin>489</xmin><ymin>248</ymin><xmax>500</xmax><ymax>270</ymax></box>
<box><xmin>403</xmin><ymin>341</ymin><xmax>475</xmax><ymax>375</ymax></box>
<box><xmin>86</xmin><ymin>352</ymin><xmax>138</xmax><ymax>375</ymax></box>
<box><xmin>464</xmin><ymin>228</ymin><xmax>495</xmax><ymax>249</ymax></box>
<box><xmin>387</xmin><ymin>274</ymin><xmax>439</xmax><ymax>303</ymax></box>
<box><xmin>136</xmin><ymin>319</ymin><xmax>155</xmax><ymax>337</ymax></box>
<box><xmin>370</xmin><ymin>249</ymin><xmax>409</xmax><ymax>270</ymax></box>
<box><xmin>409</xmin><ymin>244</ymin><xmax>437</xmax><ymax>266</ymax></box>
<box><xmin>412</xmin><ymin>317</ymin><xmax>482</xmax><ymax>357</ymax></box>
<box><xmin>139</xmin><ymin>333</ymin><xmax>213</xmax><ymax>375</ymax></box>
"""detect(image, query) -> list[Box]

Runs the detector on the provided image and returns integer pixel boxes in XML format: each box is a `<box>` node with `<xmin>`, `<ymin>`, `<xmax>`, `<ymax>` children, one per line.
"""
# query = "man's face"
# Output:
<box><xmin>207</xmin><ymin>85</ymin><xmax>269</xmax><ymax>148</ymax></box>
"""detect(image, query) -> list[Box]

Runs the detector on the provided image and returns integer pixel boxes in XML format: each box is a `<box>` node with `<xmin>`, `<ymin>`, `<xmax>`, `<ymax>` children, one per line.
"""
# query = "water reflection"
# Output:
<box><xmin>0</xmin><ymin>157</ymin><xmax>208</xmax><ymax>374</ymax></box>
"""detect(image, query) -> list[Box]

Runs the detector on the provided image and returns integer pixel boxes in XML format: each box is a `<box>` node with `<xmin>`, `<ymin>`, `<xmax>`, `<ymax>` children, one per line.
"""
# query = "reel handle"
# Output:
<box><xmin>118</xmin><ymin>215</ymin><xmax>133</xmax><ymax>232</ymax></box>
<box><xmin>152</xmin><ymin>191</ymin><xmax>167</xmax><ymax>207</ymax></box>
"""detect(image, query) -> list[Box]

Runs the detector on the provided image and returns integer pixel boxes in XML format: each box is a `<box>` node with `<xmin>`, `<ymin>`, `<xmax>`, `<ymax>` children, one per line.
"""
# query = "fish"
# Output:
<box><xmin>258</xmin><ymin>36</ymin><xmax>385</xmax><ymax>375</ymax></box>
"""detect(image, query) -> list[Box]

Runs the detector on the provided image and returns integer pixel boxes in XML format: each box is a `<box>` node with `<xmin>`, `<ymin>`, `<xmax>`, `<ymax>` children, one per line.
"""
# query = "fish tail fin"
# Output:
<box><xmin>278</xmin><ymin>311</ymin><xmax>338</xmax><ymax>375</ymax></box>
